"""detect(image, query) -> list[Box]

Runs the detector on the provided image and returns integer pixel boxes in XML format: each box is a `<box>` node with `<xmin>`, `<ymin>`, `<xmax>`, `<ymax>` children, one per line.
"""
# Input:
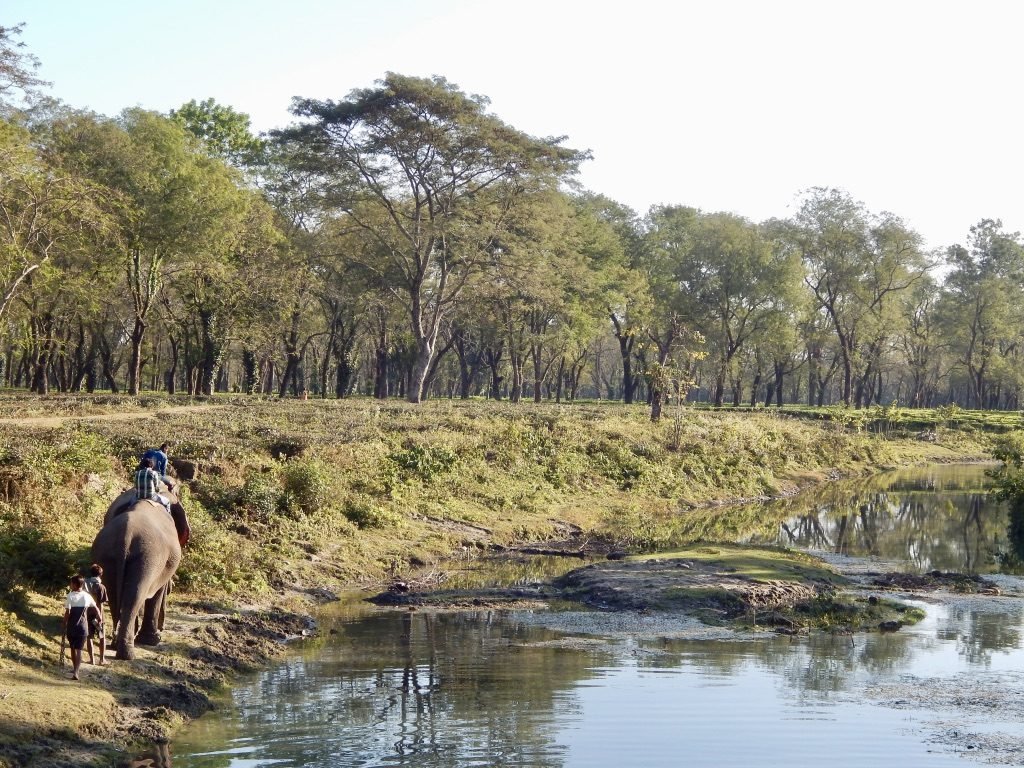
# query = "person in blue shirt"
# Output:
<box><xmin>142</xmin><ymin>443</ymin><xmax>173</xmax><ymax>490</ymax></box>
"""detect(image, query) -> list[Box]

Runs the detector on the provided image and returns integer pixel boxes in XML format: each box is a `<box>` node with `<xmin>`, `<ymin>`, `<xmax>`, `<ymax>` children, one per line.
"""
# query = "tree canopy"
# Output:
<box><xmin>0</xmin><ymin>36</ymin><xmax>1020</xmax><ymax>412</ymax></box>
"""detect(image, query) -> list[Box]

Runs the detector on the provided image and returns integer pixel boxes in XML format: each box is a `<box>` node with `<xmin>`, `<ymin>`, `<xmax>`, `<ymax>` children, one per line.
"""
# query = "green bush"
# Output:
<box><xmin>237</xmin><ymin>471</ymin><xmax>282</xmax><ymax>522</ymax></box>
<box><xmin>388</xmin><ymin>443</ymin><xmax>459</xmax><ymax>482</ymax></box>
<box><xmin>281</xmin><ymin>458</ymin><xmax>332</xmax><ymax>517</ymax></box>
<box><xmin>586</xmin><ymin>438</ymin><xmax>648</xmax><ymax>490</ymax></box>
<box><xmin>342</xmin><ymin>494</ymin><xmax>402</xmax><ymax>529</ymax></box>
<box><xmin>175</xmin><ymin>503</ymin><xmax>268</xmax><ymax>594</ymax></box>
<box><xmin>0</xmin><ymin>430</ymin><xmax>115</xmax><ymax>507</ymax></box>
<box><xmin>188</xmin><ymin>476</ymin><xmax>240</xmax><ymax>522</ymax></box>
<box><xmin>542</xmin><ymin>450</ymin><xmax>588</xmax><ymax>489</ymax></box>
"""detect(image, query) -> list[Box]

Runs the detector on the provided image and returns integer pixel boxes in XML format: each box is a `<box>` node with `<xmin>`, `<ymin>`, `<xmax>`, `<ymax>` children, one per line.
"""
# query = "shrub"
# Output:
<box><xmin>188</xmin><ymin>476</ymin><xmax>240</xmax><ymax>522</ymax></box>
<box><xmin>237</xmin><ymin>471</ymin><xmax>282</xmax><ymax>523</ymax></box>
<box><xmin>542</xmin><ymin>450</ymin><xmax>588</xmax><ymax>489</ymax></box>
<box><xmin>281</xmin><ymin>458</ymin><xmax>333</xmax><ymax>518</ymax></box>
<box><xmin>388</xmin><ymin>443</ymin><xmax>459</xmax><ymax>482</ymax></box>
<box><xmin>175</xmin><ymin>504</ymin><xmax>268</xmax><ymax>594</ymax></box>
<box><xmin>342</xmin><ymin>494</ymin><xmax>402</xmax><ymax>529</ymax></box>
<box><xmin>586</xmin><ymin>438</ymin><xmax>648</xmax><ymax>490</ymax></box>
<box><xmin>990</xmin><ymin>432</ymin><xmax>1024</xmax><ymax>509</ymax></box>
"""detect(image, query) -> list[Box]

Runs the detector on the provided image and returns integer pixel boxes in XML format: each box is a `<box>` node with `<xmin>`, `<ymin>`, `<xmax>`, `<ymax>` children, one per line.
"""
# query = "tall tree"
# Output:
<box><xmin>790</xmin><ymin>188</ymin><xmax>927</xmax><ymax>406</ymax></box>
<box><xmin>940</xmin><ymin>220</ymin><xmax>1024</xmax><ymax>408</ymax></box>
<box><xmin>576</xmin><ymin>194</ymin><xmax>645</xmax><ymax>403</ymax></box>
<box><xmin>0</xmin><ymin>122</ymin><xmax>109</xmax><ymax>324</ymax></box>
<box><xmin>171</xmin><ymin>98</ymin><xmax>265</xmax><ymax>168</ymax></box>
<box><xmin>0</xmin><ymin>23</ymin><xmax>49</xmax><ymax>112</ymax></box>
<box><xmin>279</xmin><ymin>73</ymin><xmax>587</xmax><ymax>402</ymax></box>
<box><xmin>53</xmin><ymin>109</ymin><xmax>253</xmax><ymax>394</ymax></box>
<box><xmin>647</xmin><ymin>209</ymin><xmax>802</xmax><ymax>406</ymax></box>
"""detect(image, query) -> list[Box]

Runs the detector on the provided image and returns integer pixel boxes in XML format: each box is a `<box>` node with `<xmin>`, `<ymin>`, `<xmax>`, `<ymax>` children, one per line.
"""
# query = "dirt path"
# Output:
<box><xmin>0</xmin><ymin>404</ymin><xmax>225</xmax><ymax>428</ymax></box>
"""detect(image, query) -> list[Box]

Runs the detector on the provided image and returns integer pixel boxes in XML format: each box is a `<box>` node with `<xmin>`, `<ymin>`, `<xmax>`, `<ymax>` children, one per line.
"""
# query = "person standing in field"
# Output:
<box><xmin>63</xmin><ymin>575</ymin><xmax>99</xmax><ymax>680</ymax></box>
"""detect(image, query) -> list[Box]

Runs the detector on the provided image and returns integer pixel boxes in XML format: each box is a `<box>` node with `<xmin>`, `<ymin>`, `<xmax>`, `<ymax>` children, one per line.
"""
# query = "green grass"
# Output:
<box><xmin>0</xmin><ymin>396</ymin><xmax>994</xmax><ymax>642</ymax></box>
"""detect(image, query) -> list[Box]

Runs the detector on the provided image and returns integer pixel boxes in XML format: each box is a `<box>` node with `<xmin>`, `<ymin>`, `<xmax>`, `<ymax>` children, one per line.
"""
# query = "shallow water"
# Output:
<box><xmin>153</xmin><ymin>465</ymin><xmax>1024</xmax><ymax>767</ymax></box>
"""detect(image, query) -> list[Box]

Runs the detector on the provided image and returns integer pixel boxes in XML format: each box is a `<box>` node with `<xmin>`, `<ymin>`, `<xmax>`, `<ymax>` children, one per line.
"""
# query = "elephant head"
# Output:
<box><xmin>91</xmin><ymin>488</ymin><xmax>185</xmax><ymax>660</ymax></box>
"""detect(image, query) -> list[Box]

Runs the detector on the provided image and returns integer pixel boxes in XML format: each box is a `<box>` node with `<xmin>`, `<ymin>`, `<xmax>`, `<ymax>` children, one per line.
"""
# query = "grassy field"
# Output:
<box><xmin>0</xmin><ymin>396</ymin><xmax>1001</xmax><ymax>602</ymax></box>
<box><xmin>0</xmin><ymin>395</ymin><xmax>1007</xmax><ymax>765</ymax></box>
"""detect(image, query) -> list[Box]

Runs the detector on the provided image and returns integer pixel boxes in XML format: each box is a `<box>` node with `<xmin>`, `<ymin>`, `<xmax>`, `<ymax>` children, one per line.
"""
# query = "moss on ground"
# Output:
<box><xmin>633</xmin><ymin>544</ymin><xmax>846</xmax><ymax>585</ymax></box>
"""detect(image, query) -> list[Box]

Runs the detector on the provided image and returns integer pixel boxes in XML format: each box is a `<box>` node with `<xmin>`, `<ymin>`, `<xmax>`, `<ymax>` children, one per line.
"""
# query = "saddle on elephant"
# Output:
<box><xmin>107</xmin><ymin>483</ymin><xmax>191</xmax><ymax>548</ymax></box>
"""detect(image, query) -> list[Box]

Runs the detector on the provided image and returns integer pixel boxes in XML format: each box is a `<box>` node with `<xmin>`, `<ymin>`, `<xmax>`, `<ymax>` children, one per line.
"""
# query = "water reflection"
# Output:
<box><xmin>936</xmin><ymin>604</ymin><xmax>1024</xmax><ymax>665</ymax></box>
<box><xmin>169</xmin><ymin>610</ymin><xmax>610</xmax><ymax>767</ymax></box>
<box><xmin>735</xmin><ymin>465</ymin><xmax>1008</xmax><ymax>573</ymax></box>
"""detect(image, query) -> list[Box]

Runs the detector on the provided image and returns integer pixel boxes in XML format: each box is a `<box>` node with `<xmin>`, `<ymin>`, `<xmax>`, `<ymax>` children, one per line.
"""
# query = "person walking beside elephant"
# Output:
<box><xmin>63</xmin><ymin>575</ymin><xmax>99</xmax><ymax>680</ymax></box>
<box><xmin>84</xmin><ymin>564</ymin><xmax>108</xmax><ymax>666</ymax></box>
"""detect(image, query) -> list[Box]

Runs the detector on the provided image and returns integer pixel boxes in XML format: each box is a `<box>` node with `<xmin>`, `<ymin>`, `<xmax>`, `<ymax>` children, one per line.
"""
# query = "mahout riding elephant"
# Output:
<box><xmin>91</xmin><ymin>486</ymin><xmax>189</xmax><ymax>660</ymax></box>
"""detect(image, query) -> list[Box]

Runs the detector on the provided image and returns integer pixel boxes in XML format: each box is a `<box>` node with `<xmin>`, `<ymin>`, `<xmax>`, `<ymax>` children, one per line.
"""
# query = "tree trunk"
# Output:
<box><xmin>532</xmin><ymin>344</ymin><xmax>544</xmax><ymax>403</ymax></box>
<box><xmin>484</xmin><ymin>345</ymin><xmax>504</xmax><ymax>401</ymax></box>
<box><xmin>404</xmin><ymin>335</ymin><xmax>427</xmax><ymax>403</ymax></box>
<box><xmin>373</xmin><ymin>320</ymin><xmax>389</xmax><ymax>400</ymax></box>
<box><xmin>611</xmin><ymin>314</ymin><xmax>636</xmax><ymax>404</ymax></box>
<box><xmin>127</xmin><ymin>318</ymin><xmax>145</xmax><ymax>396</ymax></box>
<box><xmin>453</xmin><ymin>329</ymin><xmax>477</xmax><ymax>400</ymax></box>
<box><xmin>199</xmin><ymin>310</ymin><xmax>221</xmax><ymax>397</ymax></box>
<box><xmin>713</xmin><ymin>371</ymin><xmax>725</xmax><ymax>407</ymax></box>
<box><xmin>242</xmin><ymin>349</ymin><xmax>258</xmax><ymax>395</ymax></box>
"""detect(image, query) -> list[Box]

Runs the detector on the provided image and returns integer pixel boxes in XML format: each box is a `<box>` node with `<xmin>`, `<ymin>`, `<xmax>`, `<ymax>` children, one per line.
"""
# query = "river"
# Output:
<box><xmin>140</xmin><ymin>464</ymin><xmax>1024</xmax><ymax>767</ymax></box>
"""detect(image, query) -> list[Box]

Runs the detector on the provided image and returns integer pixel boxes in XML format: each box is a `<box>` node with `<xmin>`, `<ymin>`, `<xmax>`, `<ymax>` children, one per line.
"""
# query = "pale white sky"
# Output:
<box><xmin>6</xmin><ymin>0</ymin><xmax>1023</xmax><ymax>251</ymax></box>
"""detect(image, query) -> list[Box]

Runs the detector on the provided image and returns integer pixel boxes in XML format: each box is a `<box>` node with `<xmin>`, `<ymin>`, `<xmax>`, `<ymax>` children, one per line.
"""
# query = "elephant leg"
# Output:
<box><xmin>137</xmin><ymin>585</ymin><xmax>166</xmax><ymax>646</ymax></box>
<box><xmin>114</xmin><ymin>578</ymin><xmax>148</xmax><ymax>660</ymax></box>
<box><xmin>106</xmin><ymin>583</ymin><xmax>120</xmax><ymax>637</ymax></box>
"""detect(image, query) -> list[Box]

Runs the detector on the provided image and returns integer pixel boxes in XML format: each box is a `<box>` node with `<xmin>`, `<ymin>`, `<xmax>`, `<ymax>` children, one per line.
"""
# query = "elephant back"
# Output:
<box><xmin>104</xmin><ymin>485</ymin><xmax>180</xmax><ymax>526</ymax></box>
<box><xmin>93</xmin><ymin>504</ymin><xmax>181</xmax><ymax>564</ymax></box>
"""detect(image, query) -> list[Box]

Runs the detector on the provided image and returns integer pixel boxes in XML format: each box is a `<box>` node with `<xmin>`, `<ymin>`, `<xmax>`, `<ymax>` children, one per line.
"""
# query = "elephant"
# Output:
<box><xmin>91</xmin><ymin>486</ymin><xmax>189</xmax><ymax>660</ymax></box>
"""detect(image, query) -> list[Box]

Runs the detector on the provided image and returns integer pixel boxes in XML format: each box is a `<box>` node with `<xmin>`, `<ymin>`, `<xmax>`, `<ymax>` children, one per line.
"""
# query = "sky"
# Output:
<box><xmin>6</xmin><ymin>0</ymin><xmax>1023</xmax><ymax>252</ymax></box>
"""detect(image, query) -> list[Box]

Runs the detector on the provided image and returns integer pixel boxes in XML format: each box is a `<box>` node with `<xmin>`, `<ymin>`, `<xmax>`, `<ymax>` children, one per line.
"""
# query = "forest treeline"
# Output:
<box><xmin>2</xmin><ymin>25</ymin><xmax>1023</xmax><ymax>415</ymax></box>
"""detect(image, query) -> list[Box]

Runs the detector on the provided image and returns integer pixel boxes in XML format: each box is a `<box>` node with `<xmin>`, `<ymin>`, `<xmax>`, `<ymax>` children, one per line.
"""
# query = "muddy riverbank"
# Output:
<box><xmin>0</xmin><ymin>601</ymin><xmax>314</xmax><ymax>768</ymax></box>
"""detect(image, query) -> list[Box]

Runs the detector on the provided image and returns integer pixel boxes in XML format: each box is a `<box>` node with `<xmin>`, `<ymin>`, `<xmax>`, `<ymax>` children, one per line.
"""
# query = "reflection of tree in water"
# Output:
<box><xmin>999</xmin><ymin>498</ymin><xmax>1024</xmax><ymax>573</ymax></box>
<box><xmin>936</xmin><ymin>606</ymin><xmax>1023</xmax><ymax>666</ymax></box>
<box><xmin>191</xmin><ymin>611</ymin><xmax>611</xmax><ymax>767</ymax></box>
<box><xmin>757</xmin><ymin>467</ymin><xmax>1007</xmax><ymax>573</ymax></box>
<box><xmin>649</xmin><ymin>630</ymin><xmax>915</xmax><ymax>700</ymax></box>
